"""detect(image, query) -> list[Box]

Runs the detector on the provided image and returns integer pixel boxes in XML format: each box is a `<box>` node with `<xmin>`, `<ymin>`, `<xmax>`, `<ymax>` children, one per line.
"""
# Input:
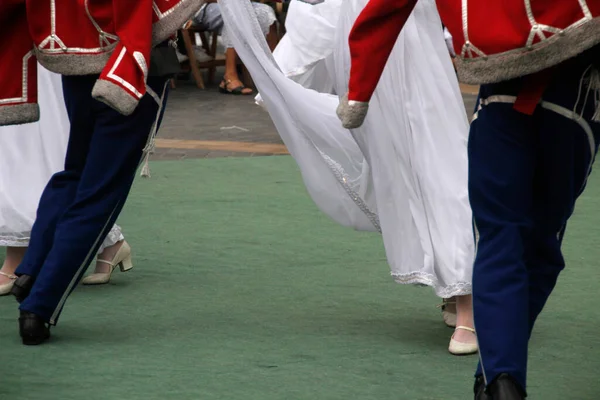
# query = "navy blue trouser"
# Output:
<box><xmin>470</xmin><ymin>50</ymin><xmax>600</xmax><ymax>392</ymax></box>
<box><xmin>16</xmin><ymin>75</ymin><xmax>169</xmax><ymax>325</ymax></box>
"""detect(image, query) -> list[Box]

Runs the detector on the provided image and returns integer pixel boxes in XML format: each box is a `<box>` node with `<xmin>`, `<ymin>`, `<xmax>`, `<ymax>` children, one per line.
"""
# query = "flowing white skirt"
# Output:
<box><xmin>219</xmin><ymin>0</ymin><xmax>473</xmax><ymax>297</ymax></box>
<box><xmin>0</xmin><ymin>67</ymin><xmax>123</xmax><ymax>251</ymax></box>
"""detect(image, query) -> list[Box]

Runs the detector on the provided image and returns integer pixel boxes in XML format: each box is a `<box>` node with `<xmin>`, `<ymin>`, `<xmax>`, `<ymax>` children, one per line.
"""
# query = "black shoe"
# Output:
<box><xmin>19</xmin><ymin>311</ymin><xmax>50</xmax><ymax>346</ymax></box>
<box><xmin>488</xmin><ymin>374</ymin><xmax>526</xmax><ymax>399</ymax></box>
<box><xmin>11</xmin><ymin>274</ymin><xmax>35</xmax><ymax>303</ymax></box>
<box><xmin>474</xmin><ymin>375</ymin><xmax>492</xmax><ymax>400</ymax></box>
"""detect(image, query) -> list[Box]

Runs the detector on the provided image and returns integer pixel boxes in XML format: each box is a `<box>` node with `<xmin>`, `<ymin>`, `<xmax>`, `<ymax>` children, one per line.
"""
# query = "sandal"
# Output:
<box><xmin>219</xmin><ymin>79</ymin><xmax>253</xmax><ymax>95</ymax></box>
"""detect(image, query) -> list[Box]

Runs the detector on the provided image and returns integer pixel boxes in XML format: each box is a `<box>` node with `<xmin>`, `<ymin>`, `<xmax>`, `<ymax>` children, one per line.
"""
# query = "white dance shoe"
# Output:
<box><xmin>81</xmin><ymin>241</ymin><xmax>133</xmax><ymax>285</ymax></box>
<box><xmin>0</xmin><ymin>271</ymin><xmax>17</xmax><ymax>295</ymax></box>
<box><xmin>439</xmin><ymin>298</ymin><xmax>457</xmax><ymax>328</ymax></box>
<box><xmin>448</xmin><ymin>326</ymin><xmax>478</xmax><ymax>356</ymax></box>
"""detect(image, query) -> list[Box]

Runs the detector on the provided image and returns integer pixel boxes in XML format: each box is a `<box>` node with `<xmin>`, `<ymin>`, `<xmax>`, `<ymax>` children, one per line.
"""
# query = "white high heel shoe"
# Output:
<box><xmin>448</xmin><ymin>326</ymin><xmax>478</xmax><ymax>355</ymax></box>
<box><xmin>0</xmin><ymin>271</ymin><xmax>17</xmax><ymax>296</ymax></box>
<box><xmin>439</xmin><ymin>298</ymin><xmax>457</xmax><ymax>328</ymax></box>
<box><xmin>81</xmin><ymin>241</ymin><xmax>133</xmax><ymax>285</ymax></box>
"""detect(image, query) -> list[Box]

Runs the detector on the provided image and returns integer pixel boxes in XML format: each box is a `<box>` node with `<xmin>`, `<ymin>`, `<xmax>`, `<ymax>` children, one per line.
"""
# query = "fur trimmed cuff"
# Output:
<box><xmin>35</xmin><ymin>47</ymin><xmax>115</xmax><ymax>76</ymax></box>
<box><xmin>336</xmin><ymin>93</ymin><xmax>369</xmax><ymax>129</ymax></box>
<box><xmin>0</xmin><ymin>104</ymin><xmax>40</xmax><ymax>127</ymax></box>
<box><xmin>456</xmin><ymin>18</ymin><xmax>600</xmax><ymax>85</ymax></box>
<box><xmin>152</xmin><ymin>0</ymin><xmax>205</xmax><ymax>46</ymax></box>
<box><xmin>92</xmin><ymin>79</ymin><xmax>139</xmax><ymax>116</ymax></box>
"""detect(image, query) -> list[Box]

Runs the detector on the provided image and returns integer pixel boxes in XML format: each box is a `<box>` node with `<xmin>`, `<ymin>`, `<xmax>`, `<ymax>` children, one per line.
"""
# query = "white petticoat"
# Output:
<box><xmin>0</xmin><ymin>67</ymin><xmax>123</xmax><ymax>252</ymax></box>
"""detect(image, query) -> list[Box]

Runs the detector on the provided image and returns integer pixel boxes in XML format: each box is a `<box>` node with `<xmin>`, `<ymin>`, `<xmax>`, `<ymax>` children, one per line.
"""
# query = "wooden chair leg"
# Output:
<box><xmin>199</xmin><ymin>31</ymin><xmax>210</xmax><ymax>53</ymax></box>
<box><xmin>180</xmin><ymin>29</ymin><xmax>205</xmax><ymax>89</ymax></box>
<box><xmin>170</xmin><ymin>78</ymin><xmax>177</xmax><ymax>90</ymax></box>
<box><xmin>208</xmin><ymin>32</ymin><xmax>220</xmax><ymax>84</ymax></box>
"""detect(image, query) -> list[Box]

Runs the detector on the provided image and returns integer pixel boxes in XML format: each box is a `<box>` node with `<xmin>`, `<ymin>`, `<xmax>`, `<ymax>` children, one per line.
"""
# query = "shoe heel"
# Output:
<box><xmin>119</xmin><ymin>255</ymin><xmax>133</xmax><ymax>272</ymax></box>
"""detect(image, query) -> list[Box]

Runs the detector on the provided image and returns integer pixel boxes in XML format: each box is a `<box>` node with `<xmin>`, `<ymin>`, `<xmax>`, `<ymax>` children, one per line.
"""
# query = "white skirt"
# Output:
<box><xmin>0</xmin><ymin>67</ymin><xmax>123</xmax><ymax>251</ymax></box>
<box><xmin>219</xmin><ymin>0</ymin><xmax>473</xmax><ymax>298</ymax></box>
<box><xmin>255</xmin><ymin>0</ymin><xmax>340</xmax><ymax>106</ymax></box>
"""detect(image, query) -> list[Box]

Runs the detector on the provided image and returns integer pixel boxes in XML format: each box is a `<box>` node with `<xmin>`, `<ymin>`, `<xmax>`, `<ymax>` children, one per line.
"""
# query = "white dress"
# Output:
<box><xmin>0</xmin><ymin>67</ymin><xmax>124</xmax><ymax>251</ymax></box>
<box><xmin>219</xmin><ymin>0</ymin><xmax>473</xmax><ymax>298</ymax></box>
<box><xmin>259</xmin><ymin>0</ymin><xmax>341</xmax><ymax>97</ymax></box>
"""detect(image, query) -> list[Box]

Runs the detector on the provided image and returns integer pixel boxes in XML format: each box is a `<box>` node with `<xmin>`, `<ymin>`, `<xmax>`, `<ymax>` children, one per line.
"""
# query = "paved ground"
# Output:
<box><xmin>155</xmin><ymin>76</ymin><xmax>479</xmax><ymax>160</ymax></box>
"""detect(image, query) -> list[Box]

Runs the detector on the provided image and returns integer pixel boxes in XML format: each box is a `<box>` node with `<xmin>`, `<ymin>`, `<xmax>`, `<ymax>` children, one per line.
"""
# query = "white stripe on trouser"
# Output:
<box><xmin>471</xmin><ymin>218</ymin><xmax>487</xmax><ymax>384</ymax></box>
<box><xmin>50</xmin><ymin>81</ymin><xmax>169</xmax><ymax>324</ymax></box>
<box><xmin>470</xmin><ymin>96</ymin><xmax>596</xmax><ymax>386</ymax></box>
<box><xmin>50</xmin><ymin>204</ymin><xmax>121</xmax><ymax>325</ymax></box>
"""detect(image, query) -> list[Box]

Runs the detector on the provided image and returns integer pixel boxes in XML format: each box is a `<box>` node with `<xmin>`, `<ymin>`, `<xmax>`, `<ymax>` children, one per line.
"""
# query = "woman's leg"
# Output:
<box><xmin>441</xmin><ymin>297</ymin><xmax>457</xmax><ymax>327</ymax></box>
<box><xmin>81</xmin><ymin>225</ymin><xmax>132</xmax><ymax>285</ymax></box>
<box><xmin>220</xmin><ymin>47</ymin><xmax>253</xmax><ymax>94</ymax></box>
<box><xmin>1</xmin><ymin>247</ymin><xmax>27</xmax><ymax>278</ymax></box>
<box><xmin>219</xmin><ymin>3</ymin><xmax>277</xmax><ymax>94</ymax></box>
<box><xmin>93</xmin><ymin>225</ymin><xmax>126</xmax><ymax>274</ymax></box>
<box><xmin>453</xmin><ymin>294</ymin><xmax>476</xmax><ymax>343</ymax></box>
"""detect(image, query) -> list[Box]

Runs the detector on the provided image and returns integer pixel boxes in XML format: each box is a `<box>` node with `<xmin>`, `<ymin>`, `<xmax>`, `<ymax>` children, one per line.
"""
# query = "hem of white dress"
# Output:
<box><xmin>391</xmin><ymin>271</ymin><xmax>472</xmax><ymax>298</ymax></box>
<box><xmin>0</xmin><ymin>225</ymin><xmax>123</xmax><ymax>251</ymax></box>
<box><xmin>0</xmin><ymin>237</ymin><xmax>30</xmax><ymax>247</ymax></box>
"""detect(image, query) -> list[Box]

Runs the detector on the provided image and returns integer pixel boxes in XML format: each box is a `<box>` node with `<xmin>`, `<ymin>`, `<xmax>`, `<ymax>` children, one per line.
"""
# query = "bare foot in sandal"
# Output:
<box><xmin>219</xmin><ymin>77</ymin><xmax>253</xmax><ymax>95</ymax></box>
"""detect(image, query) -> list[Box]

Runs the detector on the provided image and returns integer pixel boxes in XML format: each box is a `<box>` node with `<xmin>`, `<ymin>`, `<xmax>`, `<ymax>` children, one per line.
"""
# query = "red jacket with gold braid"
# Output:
<box><xmin>0</xmin><ymin>0</ymin><xmax>204</xmax><ymax>127</ymax></box>
<box><xmin>337</xmin><ymin>0</ymin><xmax>600</xmax><ymax>129</ymax></box>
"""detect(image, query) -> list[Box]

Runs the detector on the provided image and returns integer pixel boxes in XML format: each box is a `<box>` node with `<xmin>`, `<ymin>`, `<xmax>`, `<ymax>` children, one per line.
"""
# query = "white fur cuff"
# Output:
<box><xmin>336</xmin><ymin>93</ymin><xmax>369</xmax><ymax>129</ymax></box>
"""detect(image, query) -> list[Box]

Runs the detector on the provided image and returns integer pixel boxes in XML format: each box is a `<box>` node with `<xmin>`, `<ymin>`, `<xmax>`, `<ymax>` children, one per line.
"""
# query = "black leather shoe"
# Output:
<box><xmin>488</xmin><ymin>374</ymin><xmax>526</xmax><ymax>399</ymax></box>
<box><xmin>11</xmin><ymin>274</ymin><xmax>35</xmax><ymax>303</ymax></box>
<box><xmin>19</xmin><ymin>311</ymin><xmax>50</xmax><ymax>346</ymax></box>
<box><xmin>474</xmin><ymin>375</ymin><xmax>492</xmax><ymax>400</ymax></box>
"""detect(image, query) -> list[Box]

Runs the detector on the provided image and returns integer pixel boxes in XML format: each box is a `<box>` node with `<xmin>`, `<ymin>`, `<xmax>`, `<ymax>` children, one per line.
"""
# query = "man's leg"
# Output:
<box><xmin>527</xmin><ymin>65</ymin><xmax>600</xmax><ymax>333</ymax></box>
<box><xmin>469</xmin><ymin>87</ymin><xmax>536</xmax><ymax>392</ymax></box>
<box><xmin>20</xmin><ymin>76</ymin><xmax>169</xmax><ymax>325</ymax></box>
<box><xmin>16</xmin><ymin>76</ymin><xmax>97</xmax><ymax>278</ymax></box>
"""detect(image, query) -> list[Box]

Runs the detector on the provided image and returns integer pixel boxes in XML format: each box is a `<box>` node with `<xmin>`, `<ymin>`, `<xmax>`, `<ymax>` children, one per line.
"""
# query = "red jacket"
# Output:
<box><xmin>0</xmin><ymin>0</ymin><xmax>204</xmax><ymax>127</ymax></box>
<box><xmin>346</xmin><ymin>0</ymin><xmax>600</xmax><ymax>104</ymax></box>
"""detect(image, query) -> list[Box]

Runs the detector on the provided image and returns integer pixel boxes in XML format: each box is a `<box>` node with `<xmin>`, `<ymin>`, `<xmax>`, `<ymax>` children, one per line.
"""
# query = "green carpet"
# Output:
<box><xmin>1</xmin><ymin>156</ymin><xmax>599</xmax><ymax>400</ymax></box>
